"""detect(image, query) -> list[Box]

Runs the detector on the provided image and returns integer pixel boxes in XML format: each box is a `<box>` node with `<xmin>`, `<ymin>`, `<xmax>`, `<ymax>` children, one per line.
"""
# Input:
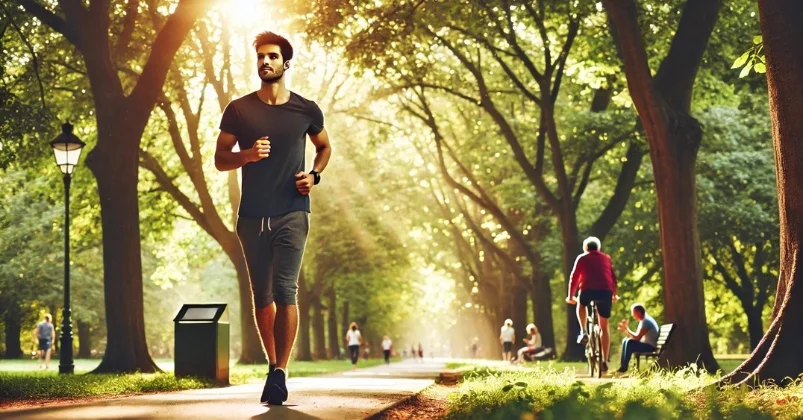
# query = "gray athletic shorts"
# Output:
<box><xmin>236</xmin><ymin>211</ymin><xmax>309</xmax><ymax>307</ymax></box>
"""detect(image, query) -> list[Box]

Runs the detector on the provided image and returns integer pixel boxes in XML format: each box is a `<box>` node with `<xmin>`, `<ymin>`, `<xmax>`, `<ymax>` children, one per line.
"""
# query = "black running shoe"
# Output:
<box><xmin>261</xmin><ymin>369</ymin><xmax>288</xmax><ymax>405</ymax></box>
<box><xmin>601</xmin><ymin>362</ymin><xmax>609</xmax><ymax>373</ymax></box>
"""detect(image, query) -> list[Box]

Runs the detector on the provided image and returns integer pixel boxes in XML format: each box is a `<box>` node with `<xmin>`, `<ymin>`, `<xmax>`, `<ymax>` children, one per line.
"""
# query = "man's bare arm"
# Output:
<box><xmin>308</xmin><ymin>128</ymin><xmax>332</xmax><ymax>173</ymax></box>
<box><xmin>214</xmin><ymin>131</ymin><xmax>269</xmax><ymax>171</ymax></box>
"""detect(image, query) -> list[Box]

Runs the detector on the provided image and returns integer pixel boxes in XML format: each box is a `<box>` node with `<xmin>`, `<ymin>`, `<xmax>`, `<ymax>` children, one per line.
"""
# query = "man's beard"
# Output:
<box><xmin>259</xmin><ymin>67</ymin><xmax>284</xmax><ymax>84</ymax></box>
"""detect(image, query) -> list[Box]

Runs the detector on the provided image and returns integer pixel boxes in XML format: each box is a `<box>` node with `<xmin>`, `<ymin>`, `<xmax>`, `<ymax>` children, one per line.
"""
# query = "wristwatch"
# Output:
<box><xmin>309</xmin><ymin>170</ymin><xmax>321</xmax><ymax>185</ymax></box>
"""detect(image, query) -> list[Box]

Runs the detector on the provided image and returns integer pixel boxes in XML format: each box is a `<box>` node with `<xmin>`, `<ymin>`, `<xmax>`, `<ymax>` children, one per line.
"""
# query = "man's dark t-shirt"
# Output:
<box><xmin>219</xmin><ymin>91</ymin><xmax>324</xmax><ymax>217</ymax></box>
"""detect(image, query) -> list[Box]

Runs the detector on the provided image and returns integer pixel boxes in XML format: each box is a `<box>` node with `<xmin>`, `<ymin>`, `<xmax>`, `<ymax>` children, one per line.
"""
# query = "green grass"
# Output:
<box><xmin>446</xmin><ymin>365</ymin><xmax>803</xmax><ymax>419</ymax></box>
<box><xmin>446</xmin><ymin>358</ymin><xmax>747</xmax><ymax>377</ymax></box>
<box><xmin>0</xmin><ymin>372</ymin><xmax>216</xmax><ymax>403</ymax></box>
<box><xmin>0</xmin><ymin>357</ymin><xmax>395</xmax><ymax>403</ymax></box>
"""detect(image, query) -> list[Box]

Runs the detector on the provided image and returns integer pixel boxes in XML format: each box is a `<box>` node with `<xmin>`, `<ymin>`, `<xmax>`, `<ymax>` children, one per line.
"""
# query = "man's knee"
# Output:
<box><xmin>254</xmin><ymin>293</ymin><xmax>275</xmax><ymax>309</ymax></box>
<box><xmin>274</xmin><ymin>289</ymin><xmax>298</xmax><ymax>305</ymax></box>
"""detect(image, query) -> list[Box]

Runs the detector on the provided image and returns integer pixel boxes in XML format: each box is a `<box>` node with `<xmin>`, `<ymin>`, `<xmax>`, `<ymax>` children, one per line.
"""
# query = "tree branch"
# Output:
<box><xmin>588</xmin><ymin>141</ymin><xmax>645</xmax><ymax>241</ymax></box>
<box><xmin>128</xmin><ymin>0</ymin><xmax>214</xmax><ymax>125</ymax></box>
<box><xmin>652</xmin><ymin>0</ymin><xmax>721</xmax><ymax>111</ymax></box>
<box><xmin>602</xmin><ymin>0</ymin><xmax>661</xmax><ymax>118</ymax></box>
<box><xmin>139</xmin><ymin>149</ymin><xmax>210</xmax><ymax>235</ymax></box>
<box><xmin>114</xmin><ymin>0</ymin><xmax>140</xmax><ymax>61</ymax></box>
<box><xmin>16</xmin><ymin>0</ymin><xmax>82</xmax><ymax>48</ymax></box>
<box><xmin>1</xmin><ymin>2</ymin><xmax>47</xmax><ymax>113</ymax></box>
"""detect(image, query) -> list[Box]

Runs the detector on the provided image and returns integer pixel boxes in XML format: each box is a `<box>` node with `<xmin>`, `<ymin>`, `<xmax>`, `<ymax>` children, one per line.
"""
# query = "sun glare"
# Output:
<box><xmin>220</xmin><ymin>0</ymin><xmax>273</xmax><ymax>33</ymax></box>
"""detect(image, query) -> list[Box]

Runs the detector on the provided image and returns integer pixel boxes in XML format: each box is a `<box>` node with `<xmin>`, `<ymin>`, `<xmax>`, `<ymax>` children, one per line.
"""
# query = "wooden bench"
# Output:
<box><xmin>634</xmin><ymin>323</ymin><xmax>674</xmax><ymax>370</ymax></box>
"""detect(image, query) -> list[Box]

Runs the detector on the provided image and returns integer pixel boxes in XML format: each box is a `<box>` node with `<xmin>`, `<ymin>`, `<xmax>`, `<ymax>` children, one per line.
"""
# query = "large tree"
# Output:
<box><xmin>16</xmin><ymin>0</ymin><xmax>214</xmax><ymax>372</ymax></box>
<box><xmin>722</xmin><ymin>0</ymin><xmax>803</xmax><ymax>385</ymax></box>
<box><xmin>603</xmin><ymin>0</ymin><xmax>721</xmax><ymax>370</ymax></box>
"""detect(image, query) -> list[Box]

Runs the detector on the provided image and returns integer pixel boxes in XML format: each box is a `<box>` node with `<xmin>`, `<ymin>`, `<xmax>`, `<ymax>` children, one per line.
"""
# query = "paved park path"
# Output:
<box><xmin>0</xmin><ymin>359</ymin><xmax>446</xmax><ymax>420</ymax></box>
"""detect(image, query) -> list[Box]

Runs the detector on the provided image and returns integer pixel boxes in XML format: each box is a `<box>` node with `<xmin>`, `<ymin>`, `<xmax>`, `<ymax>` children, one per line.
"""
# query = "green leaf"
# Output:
<box><xmin>754</xmin><ymin>63</ymin><xmax>766</xmax><ymax>73</ymax></box>
<box><xmin>516</xmin><ymin>382</ymin><xmax>528</xmax><ymax>387</ymax></box>
<box><xmin>731</xmin><ymin>51</ymin><xmax>750</xmax><ymax>69</ymax></box>
<box><xmin>502</xmin><ymin>384</ymin><xmax>514</xmax><ymax>392</ymax></box>
<box><xmin>753</xmin><ymin>35</ymin><xmax>763</xmax><ymax>45</ymax></box>
<box><xmin>739</xmin><ymin>65</ymin><xmax>751</xmax><ymax>78</ymax></box>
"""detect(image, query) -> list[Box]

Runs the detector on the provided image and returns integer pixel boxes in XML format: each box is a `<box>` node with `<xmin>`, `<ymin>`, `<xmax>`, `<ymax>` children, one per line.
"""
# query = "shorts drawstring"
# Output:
<box><xmin>259</xmin><ymin>217</ymin><xmax>272</xmax><ymax>236</ymax></box>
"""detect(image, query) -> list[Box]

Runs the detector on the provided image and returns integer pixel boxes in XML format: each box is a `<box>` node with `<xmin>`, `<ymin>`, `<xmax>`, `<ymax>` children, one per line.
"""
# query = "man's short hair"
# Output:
<box><xmin>253</xmin><ymin>31</ymin><xmax>294</xmax><ymax>62</ymax></box>
<box><xmin>583</xmin><ymin>236</ymin><xmax>601</xmax><ymax>251</ymax></box>
<box><xmin>44</xmin><ymin>314</ymin><xmax>52</xmax><ymax>322</ymax></box>
<box><xmin>630</xmin><ymin>303</ymin><xmax>646</xmax><ymax>316</ymax></box>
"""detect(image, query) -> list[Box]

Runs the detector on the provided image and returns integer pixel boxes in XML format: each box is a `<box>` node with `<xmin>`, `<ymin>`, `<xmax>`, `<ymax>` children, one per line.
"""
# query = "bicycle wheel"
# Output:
<box><xmin>586</xmin><ymin>304</ymin><xmax>597</xmax><ymax>377</ymax></box>
<box><xmin>594</xmin><ymin>308</ymin><xmax>603</xmax><ymax>378</ymax></box>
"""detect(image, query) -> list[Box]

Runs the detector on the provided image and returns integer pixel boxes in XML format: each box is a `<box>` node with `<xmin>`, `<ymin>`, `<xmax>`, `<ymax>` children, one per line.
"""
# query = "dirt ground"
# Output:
<box><xmin>372</xmin><ymin>384</ymin><xmax>454</xmax><ymax>420</ymax></box>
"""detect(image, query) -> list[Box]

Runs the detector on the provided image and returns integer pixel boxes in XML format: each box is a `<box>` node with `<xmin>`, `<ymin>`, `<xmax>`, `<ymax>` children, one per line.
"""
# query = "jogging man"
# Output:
<box><xmin>565</xmin><ymin>236</ymin><xmax>618</xmax><ymax>373</ymax></box>
<box><xmin>215</xmin><ymin>31</ymin><xmax>332</xmax><ymax>405</ymax></box>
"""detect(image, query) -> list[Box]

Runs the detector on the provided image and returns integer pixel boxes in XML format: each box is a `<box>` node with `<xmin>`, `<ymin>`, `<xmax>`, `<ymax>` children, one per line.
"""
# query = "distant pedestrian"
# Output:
<box><xmin>345</xmin><ymin>322</ymin><xmax>362</xmax><ymax>370</ymax></box>
<box><xmin>471</xmin><ymin>337</ymin><xmax>480</xmax><ymax>358</ymax></box>
<box><xmin>499</xmin><ymin>319</ymin><xmax>515</xmax><ymax>362</ymax></box>
<box><xmin>382</xmin><ymin>336</ymin><xmax>392</xmax><ymax>364</ymax></box>
<box><xmin>33</xmin><ymin>314</ymin><xmax>55</xmax><ymax>370</ymax></box>
<box><xmin>417</xmin><ymin>343</ymin><xmax>424</xmax><ymax>362</ymax></box>
<box><xmin>410</xmin><ymin>344</ymin><xmax>417</xmax><ymax>360</ymax></box>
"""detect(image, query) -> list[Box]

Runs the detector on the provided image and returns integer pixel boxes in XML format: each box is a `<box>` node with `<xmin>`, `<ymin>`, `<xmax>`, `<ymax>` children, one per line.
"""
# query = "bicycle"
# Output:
<box><xmin>585</xmin><ymin>300</ymin><xmax>604</xmax><ymax>378</ymax></box>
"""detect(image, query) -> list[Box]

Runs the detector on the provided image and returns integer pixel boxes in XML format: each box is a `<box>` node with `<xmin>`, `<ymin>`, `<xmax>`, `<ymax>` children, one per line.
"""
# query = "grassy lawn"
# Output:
<box><xmin>446</xmin><ymin>358</ymin><xmax>746</xmax><ymax>377</ymax></box>
<box><xmin>0</xmin><ymin>357</ymin><xmax>394</xmax><ymax>404</ymax></box>
<box><xmin>444</xmin><ymin>362</ymin><xmax>803</xmax><ymax>419</ymax></box>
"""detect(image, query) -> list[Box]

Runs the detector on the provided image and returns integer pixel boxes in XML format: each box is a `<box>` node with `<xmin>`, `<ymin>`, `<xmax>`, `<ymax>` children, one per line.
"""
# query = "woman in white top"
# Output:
<box><xmin>499</xmin><ymin>319</ymin><xmax>516</xmax><ymax>361</ymax></box>
<box><xmin>381</xmin><ymin>336</ymin><xmax>392</xmax><ymax>364</ymax></box>
<box><xmin>515</xmin><ymin>323</ymin><xmax>545</xmax><ymax>364</ymax></box>
<box><xmin>345</xmin><ymin>322</ymin><xmax>362</xmax><ymax>369</ymax></box>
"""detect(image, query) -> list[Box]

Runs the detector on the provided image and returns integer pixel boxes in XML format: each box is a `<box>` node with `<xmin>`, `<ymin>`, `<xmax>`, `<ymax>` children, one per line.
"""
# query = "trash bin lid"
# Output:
<box><xmin>174</xmin><ymin>303</ymin><xmax>227</xmax><ymax>322</ymax></box>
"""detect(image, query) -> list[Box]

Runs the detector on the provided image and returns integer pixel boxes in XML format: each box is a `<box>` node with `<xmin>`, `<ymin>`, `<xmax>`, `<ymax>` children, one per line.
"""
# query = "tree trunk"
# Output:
<box><xmin>649</xmin><ymin>127</ymin><xmax>717</xmax><ymax>371</ymax></box>
<box><xmin>531</xmin><ymin>270</ymin><xmax>555</xmax><ymax>349</ymax></box>
<box><xmin>721</xmin><ymin>0</ymin><xmax>803</xmax><ymax>386</ymax></box>
<box><xmin>311</xmin><ymin>301</ymin><xmax>327</xmax><ymax>359</ymax></box>
<box><xmin>86</xmin><ymin>138</ymin><xmax>158</xmax><ymax>373</ymax></box>
<box><xmin>341</xmin><ymin>300</ymin><xmax>350</xmax><ymax>341</ymax></box>
<box><xmin>3</xmin><ymin>304</ymin><xmax>23</xmax><ymax>359</ymax></box>
<box><xmin>76</xmin><ymin>319</ymin><xmax>91</xmax><ymax>359</ymax></box>
<box><xmin>604</xmin><ymin>0</ymin><xmax>721</xmax><ymax>372</ymax></box>
<box><xmin>560</xmin><ymin>216</ymin><xmax>585</xmax><ymax>361</ymax></box>
<box><xmin>230</xmin><ymin>251</ymin><xmax>266</xmax><ymax>364</ymax></box>
<box><xmin>512</xmin><ymin>278</ymin><xmax>527</xmax><ymax>348</ymax></box>
<box><xmin>744</xmin><ymin>304</ymin><xmax>764</xmax><ymax>352</ymax></box>
<box><xmin>327</xmin><ymin>287</ymin><xmax>339</xmax><ymax>359</ymax></box>
<box><xmin>296</xmin><ymin>271</ymin><xmax>313</xmax><ymax>361</ymax></box>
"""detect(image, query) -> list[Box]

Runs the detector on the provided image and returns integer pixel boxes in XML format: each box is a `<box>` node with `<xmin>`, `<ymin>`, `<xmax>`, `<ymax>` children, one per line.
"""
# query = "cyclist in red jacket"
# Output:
<box><xmin>565</xmin><ymin>236</ymin><xmax>619</xmax><ymax>373</ymax></box>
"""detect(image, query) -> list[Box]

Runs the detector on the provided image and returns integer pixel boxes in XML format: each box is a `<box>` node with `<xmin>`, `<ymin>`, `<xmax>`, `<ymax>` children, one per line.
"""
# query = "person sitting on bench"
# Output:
<box><xmin>616</xmin><ymin>303</ymin><xmax>659</xmax><ymax>373</ymax></box>
<box><xmin>513</xmin><ymin>324</ymin><xmax>551</xmax><ymax>363</ymax></box>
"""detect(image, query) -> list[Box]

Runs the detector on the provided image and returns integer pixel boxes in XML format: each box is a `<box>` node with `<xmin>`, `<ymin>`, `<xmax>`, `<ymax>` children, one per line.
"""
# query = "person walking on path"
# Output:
<box><xmin>382</xmin><ymin>336</ymin><xmax>392</xmax><ymax>364</ymax></box>
<box><xmin>214</xmin><ymin>30</ymin><xmax>332</xmax><ymax>406</ymax></box>
<box><xmin>346</xmin><ymin>322</ymin><xmax>362</xmax><ymax>370</ymax></box>
<box><xmin>33</xmin><ymin>314</ymin><xmax>55</xmax><ymax>370</ymax></box>
<box><xmin>417</xmin><ymin>343</ymin><xmax>424</xmax><ymax>362</ymax></box>
<box><xmin>499</xmin><ymin>319</ymin><xmax>515</xmax><ymax>361</ymax></box>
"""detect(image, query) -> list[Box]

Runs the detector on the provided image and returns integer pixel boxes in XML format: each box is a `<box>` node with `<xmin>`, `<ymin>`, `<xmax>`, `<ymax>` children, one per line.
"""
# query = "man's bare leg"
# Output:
<box><xmin>274</xmin><ymin>304</ymin><xmax>298</xmax><ymax>369</ymax></box>
<box><xmin>45</xmin><ymin>349</ymin><xmax>52</xmax><ymax>369</ymax></box>
<box><xmin>599</xmin><ymin>317</ymin><xmax>610</xmax><ymax>362</ymax></box>
<box><xmin>255</xmin><ymin>303</ymin><xmax>277</xmax><ymax>364</ymax></box>
<box><xmin>576</xmin><ymin>303</ymin><xmax>587</xmax><ymax>335</ymax></box>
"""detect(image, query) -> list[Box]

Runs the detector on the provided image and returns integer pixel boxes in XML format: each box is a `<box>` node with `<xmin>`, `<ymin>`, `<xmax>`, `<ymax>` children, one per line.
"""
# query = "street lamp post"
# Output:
<box><xmin>49</xmin><ymin>122</ymin><xmax>85</xmax><ymax>375</ymax></box>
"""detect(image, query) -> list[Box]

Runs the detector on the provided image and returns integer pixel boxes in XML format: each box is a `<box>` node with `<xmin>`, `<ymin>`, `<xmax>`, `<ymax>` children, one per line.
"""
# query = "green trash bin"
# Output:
<box><xmin>173</xmin><ymin>303</ymin><xmax>229</xmax><ymax>384</ymax></box>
